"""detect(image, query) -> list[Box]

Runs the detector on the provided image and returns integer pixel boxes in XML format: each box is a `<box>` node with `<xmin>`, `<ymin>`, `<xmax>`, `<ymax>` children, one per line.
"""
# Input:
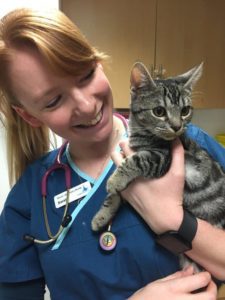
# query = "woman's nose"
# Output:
<box><xmin>70</xmin><ymin>88</ymin><xmax>95</xmax><ymax>113</ymax></box>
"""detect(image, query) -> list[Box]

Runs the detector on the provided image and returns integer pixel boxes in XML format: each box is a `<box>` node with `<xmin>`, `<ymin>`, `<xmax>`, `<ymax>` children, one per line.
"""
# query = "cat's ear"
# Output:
<box><xmin>174</xmin><ymin>62</ymin><xmax>203</xmax><ymax>90</ymax></box>
<box><xmin>130</xmin><ymin>62</ymin><xmax>156</xmax><ymax>90</ymax></box>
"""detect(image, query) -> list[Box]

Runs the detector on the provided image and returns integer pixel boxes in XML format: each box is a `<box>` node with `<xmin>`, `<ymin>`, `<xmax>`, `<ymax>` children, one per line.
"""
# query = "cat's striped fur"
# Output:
<box><xmin>92</xmin><ymin>62</ymin><xmax>225</xmax><ymax>271</ymax></box>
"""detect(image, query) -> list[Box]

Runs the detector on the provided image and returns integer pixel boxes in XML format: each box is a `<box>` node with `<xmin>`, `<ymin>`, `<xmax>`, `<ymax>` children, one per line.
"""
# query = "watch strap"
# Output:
<box><xmin>155</xmin><ymin>209</ymin><xmax>198</xmax><ymax>255</ymax></box>
<box><xmin>178</xmin><ymin>210</ymin><xmax>198</xmax><ymax>243</ymax></box>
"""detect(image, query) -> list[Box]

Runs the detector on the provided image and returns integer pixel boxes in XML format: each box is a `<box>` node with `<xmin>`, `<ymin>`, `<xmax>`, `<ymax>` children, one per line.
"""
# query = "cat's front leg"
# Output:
<box><xmin>107</xmin><ymin>150</ymin><xmax>159</xmax><ymax>194</ymax></box>
<box><xmin>107</xmin><ymin>153</ymin><xmax>144</xmax><ymax>194</ymax></box>
<box><xmin>91</xmin><ymin>193</ymin><xmax>121</xmax><ymax>231</ymax></box>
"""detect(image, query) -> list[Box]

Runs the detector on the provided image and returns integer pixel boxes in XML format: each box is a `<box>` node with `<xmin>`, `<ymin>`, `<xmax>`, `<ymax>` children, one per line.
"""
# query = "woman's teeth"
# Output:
<box><xmin>77</xmin><ymin>110</ymin><xmax>102</xmax><ymax>127</ymax></box>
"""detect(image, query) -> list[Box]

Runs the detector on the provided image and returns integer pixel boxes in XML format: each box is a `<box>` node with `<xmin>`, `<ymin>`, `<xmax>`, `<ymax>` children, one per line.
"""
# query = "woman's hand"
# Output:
<box><xmin>128</xmin><ymin>266</ymin><xmax>217</xmax><ymax>300</ymax></box>
<box><xmin>111</xmin><ymin>138</ymin><xmax>185</xmax><ymax>234</ymax></box>
<box><xmin>112</xmin><ymin>138</ymin><xmax>225</xmax><ymax>279</ymax></box>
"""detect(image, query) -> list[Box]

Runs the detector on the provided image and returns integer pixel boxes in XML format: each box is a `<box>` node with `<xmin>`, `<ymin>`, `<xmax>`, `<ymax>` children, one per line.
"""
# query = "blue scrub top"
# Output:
<box><xmin>0</xmin><ymin>123</ymin><xmax>224</xmax><ymax>300</ymax></box>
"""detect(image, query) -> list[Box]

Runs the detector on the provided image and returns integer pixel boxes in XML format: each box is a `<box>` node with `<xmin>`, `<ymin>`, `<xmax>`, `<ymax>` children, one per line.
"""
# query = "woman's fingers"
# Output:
<box><xmin>111</xmin><ymin>150</ymin><xmax>123</xmax><ymax>165</ymax></box>
<box><xmin>178</xmin><ymin>272</ymin><xmax>212</xmax><ymax>293</ymax></box>
<box><xmin>169</xmin><ymin>138</ymin><xmax>185</xmax><ymax>177</ymax></box>
<box><xmin>160</xmin><ymin>265</ymin><xmax>194</xmax><ymax>282</ymax></box>
<box><xmin>164</xmin><ymin>271</ymin><xmax>216</xmax><ymax>299</ymax></box>
<box><xmin>204</xmin><ymin>279</ymin><xmax>217</xmax><ymax>296</ymax></box>
<box><xmin>111</xmin><ymin>139</ymin><xmax>132</xmax><ymax>166</ymax></box>
<box><xmin>189</xmin><ymin>279</ymin><xmax>217</xmax><ymax>300</ymax></box>
<box><xmin>119</xmin><ymin>139</ymin><xmax>133</xmax><ymax>156</ymax></box>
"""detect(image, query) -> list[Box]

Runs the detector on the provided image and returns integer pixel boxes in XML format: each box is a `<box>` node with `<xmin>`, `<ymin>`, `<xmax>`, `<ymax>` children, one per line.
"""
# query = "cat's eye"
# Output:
<box><xmin>181</xmin><ymin>106</ymin><xmax>192</xmax><ymax>117</ymax></box>
<box><xmin>152</xmin><ymin>106</ymin><xmax>166</xmax><ymax>117</ymax></box>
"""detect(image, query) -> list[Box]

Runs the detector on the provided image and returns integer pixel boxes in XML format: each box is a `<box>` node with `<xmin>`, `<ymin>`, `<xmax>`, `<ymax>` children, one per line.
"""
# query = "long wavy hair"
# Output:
<box><xmin>0</xmin><ymin>8</ymin><xmax>106</xmax><ymax>186</ymax></box>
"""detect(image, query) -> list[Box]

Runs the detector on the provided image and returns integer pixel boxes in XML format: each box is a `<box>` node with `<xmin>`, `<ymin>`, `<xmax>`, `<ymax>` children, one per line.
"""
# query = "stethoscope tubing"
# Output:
<box><xmin>23</xmin><ymin>113</ymin><xmax>128</xmax><ymax>245</ymax></box>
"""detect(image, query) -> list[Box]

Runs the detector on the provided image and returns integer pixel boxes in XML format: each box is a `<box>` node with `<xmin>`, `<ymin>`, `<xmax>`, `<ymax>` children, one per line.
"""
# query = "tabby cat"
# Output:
<box><xmin>91</xmin><ymin>62</ymin><xmax>225</xmax><ymax>271</ymax></box>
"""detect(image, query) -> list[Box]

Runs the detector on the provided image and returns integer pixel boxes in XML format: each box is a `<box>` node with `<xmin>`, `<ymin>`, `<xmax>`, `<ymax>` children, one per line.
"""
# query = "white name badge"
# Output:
<box><xmin>54</xmin><ymin>181</ymin><xmax>92</xmax><ymax>208</ymax></box>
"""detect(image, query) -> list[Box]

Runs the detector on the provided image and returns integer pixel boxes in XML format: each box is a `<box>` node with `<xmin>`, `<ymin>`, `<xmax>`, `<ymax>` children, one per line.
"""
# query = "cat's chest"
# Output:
<box><xmin>184</xmin><ymin>151</ymin><xmax>208</xmax><ymax>188</ymax></box>
<box><xmin>185</xmin><ymin>162</ymin><xmax>202</xmax><ymax>185</ymax></box>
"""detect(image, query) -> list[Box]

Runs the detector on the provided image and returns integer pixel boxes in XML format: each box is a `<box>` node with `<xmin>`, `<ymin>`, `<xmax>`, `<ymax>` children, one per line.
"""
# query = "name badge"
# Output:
<box><xmin>54</xmin><ymin>181</ymin><xmax>92</xmax><ymax>208</ymax></box>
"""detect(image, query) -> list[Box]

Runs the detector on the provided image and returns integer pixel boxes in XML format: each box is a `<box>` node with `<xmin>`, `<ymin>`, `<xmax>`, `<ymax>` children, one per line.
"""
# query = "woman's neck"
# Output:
<box><xmin>68</xmin><ymin>115</ymin><xmax>126</xmax><ymax>178</ymax></box>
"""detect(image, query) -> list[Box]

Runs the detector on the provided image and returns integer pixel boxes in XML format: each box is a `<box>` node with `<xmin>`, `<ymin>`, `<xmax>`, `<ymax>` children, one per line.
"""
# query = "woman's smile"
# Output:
<box><xmin>75</xmin><ymin>108</ymin><xmax>103</xmax><ymax>128</ymax></box>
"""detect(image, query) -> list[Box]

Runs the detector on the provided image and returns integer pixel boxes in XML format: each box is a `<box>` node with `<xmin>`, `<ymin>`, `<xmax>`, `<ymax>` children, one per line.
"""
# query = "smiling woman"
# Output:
<box><xmin>0</xmin><ymin>8</ymin><xmax>108</xmax><ymax>186</ymax></box>
<box><xmin>0</xmin><ymin>7</ymin><xmax>222</xmax><ymax>300</ymax></box>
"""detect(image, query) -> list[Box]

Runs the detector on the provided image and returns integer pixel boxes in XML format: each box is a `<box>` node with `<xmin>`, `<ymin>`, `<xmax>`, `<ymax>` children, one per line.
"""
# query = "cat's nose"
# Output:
<box><xmin>171</xmin><ymin>125</ymin><xmax>182</xmax><ymax>132</ymax></box>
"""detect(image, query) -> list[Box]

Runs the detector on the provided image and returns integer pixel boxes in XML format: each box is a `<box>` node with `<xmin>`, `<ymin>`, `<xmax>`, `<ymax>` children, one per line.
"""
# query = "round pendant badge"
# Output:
<box><xmin>99</xmin><ymin>231</ymin><xmax>117</xmax><ymax>251</ymax></box>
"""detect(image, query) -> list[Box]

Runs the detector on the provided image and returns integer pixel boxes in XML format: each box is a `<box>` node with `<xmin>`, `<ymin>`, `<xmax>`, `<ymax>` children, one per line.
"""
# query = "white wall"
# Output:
<box><xmin>0</xmin><ymin>0</ymin><xmax>60</xmax><ymax>16</ymax></box>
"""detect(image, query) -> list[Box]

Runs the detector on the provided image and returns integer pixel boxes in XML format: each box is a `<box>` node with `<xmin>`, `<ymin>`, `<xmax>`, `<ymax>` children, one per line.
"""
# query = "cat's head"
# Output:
<box><xmin>130</xmin><ymin>62</ymin><xmax>203</xmax><ymax>140</ymax></box>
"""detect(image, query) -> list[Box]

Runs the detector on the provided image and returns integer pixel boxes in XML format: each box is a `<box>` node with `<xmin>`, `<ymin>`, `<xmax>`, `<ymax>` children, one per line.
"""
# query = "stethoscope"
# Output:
<box><xmin>24</xmin><ymin>113</ymin><xmax>128</xmax><ymax>251</ymax></box>
<box><xmin>23</xmin><ymin>141</ymin><xmax>72</xmax><ymax>244</ymax></box>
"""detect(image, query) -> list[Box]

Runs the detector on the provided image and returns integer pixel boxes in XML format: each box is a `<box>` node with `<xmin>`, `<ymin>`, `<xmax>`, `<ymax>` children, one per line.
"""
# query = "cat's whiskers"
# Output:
<box><xmin>129</xmin><ymin>125</ymin><xmax>184</xmax><ymax>135</ymax></box>
<box><xmin>129</xmin><ymin>126</ymin><xmax>155</xmax><ymax>134</ymax></box>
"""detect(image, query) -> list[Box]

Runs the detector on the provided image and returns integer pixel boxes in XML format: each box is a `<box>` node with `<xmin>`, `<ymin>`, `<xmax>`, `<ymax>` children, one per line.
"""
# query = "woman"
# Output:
<box><xmin>0</xmin><ymin>8</ymin><xmax>221</xmax><ymax>299</ymax></box>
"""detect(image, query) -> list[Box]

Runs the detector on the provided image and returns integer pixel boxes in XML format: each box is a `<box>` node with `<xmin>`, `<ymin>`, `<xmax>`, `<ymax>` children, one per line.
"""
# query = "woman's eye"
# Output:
<box><xmin>46</xmin><ymin>95</ymin><xmax>62</xmax><ymax>109</ymax></box>
<box><xmin>152</xmin><ymin>106</ymin><xmax>166</xmax><ymax>117</ymax></box>
<box><xmin>80</xmin><ymin>68</ymin><xmax>95</xmax><ymax>83</ymax></box>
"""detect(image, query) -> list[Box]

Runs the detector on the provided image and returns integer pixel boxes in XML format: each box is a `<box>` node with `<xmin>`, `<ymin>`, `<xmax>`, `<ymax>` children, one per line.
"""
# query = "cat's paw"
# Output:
<box><xmin>91</xmin><ymin>211</ymin><xmax>109</xmax><ymax>231</ymax></box>
<box><xmin>179</xmin><ymin>254</ymin><xmax>202</xmax><ymax>273</ymax></box>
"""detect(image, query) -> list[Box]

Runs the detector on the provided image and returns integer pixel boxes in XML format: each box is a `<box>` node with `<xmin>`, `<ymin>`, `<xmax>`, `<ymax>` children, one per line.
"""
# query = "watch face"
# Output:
<box><xmin>156</xmin><ymin>231</ymin><xmax>192</xmax><ymax>255</ymax></box>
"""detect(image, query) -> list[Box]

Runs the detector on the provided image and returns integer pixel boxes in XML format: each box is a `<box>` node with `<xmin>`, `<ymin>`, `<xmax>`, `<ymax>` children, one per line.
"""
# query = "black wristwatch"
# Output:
<box><xmin>156</xmin><ymin>210</ymin><xmax>198</xmax><ymax>255</ymax></box>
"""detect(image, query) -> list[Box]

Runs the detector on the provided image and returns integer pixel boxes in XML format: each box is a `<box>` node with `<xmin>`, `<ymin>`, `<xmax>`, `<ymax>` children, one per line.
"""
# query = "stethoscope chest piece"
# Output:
<box><xmin>99</xmin><ymin>223</ymin><xmax>117</xmax><ymax>251</ymax></box>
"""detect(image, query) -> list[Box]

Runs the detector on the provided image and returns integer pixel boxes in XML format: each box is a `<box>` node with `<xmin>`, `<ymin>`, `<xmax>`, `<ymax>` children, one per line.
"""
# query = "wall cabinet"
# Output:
<box><xmin>61</xmin><ymin>0</ymin><xmax>225</xmax><ymax>109</ymax></box>
<box><xmin>156</xmin><ymin>0</ymin><xmax>225</xmax><ymax>109</ymax></box>
<box><xmin>218</xmin><ymin>284</ymin><xmax>225</xmax><ymax>299</ymax></box>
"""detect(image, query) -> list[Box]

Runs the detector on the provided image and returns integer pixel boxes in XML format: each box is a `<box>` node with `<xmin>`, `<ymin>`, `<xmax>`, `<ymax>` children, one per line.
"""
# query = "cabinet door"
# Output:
<box><xmin>156</xmin><ymin>0</ymin><xmax>225</xmax><ymax>108</ymax></box>
<box><xmin>218</xmin><ymin>284</ymin><xmax>225</xmax><ymax>299</ymax></box>
<box><xmin>61</xmin><ymin>0</ymin><xmax>156</xmax><ymax>108</ymax></box>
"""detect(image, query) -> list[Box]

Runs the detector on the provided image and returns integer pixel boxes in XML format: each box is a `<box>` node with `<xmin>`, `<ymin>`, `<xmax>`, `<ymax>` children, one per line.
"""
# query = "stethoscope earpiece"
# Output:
<box><xmin>23</xmin><ymin>214</ymin><xmax>72</xmax><ymax>244</ymax></box>
<box><xmin>23</xmin><ymin>234</ymin><xmax>35</xmax><ymax>243</ymax></box>
<box><xmin>62</xmin><ymin>214</ymin><xmax>72</xmax><ymax>227</ymax></box>
<box><xmin>23</xmin><ymin>214</ymin><xmax>72</xmax><ymax>245</ymax></box>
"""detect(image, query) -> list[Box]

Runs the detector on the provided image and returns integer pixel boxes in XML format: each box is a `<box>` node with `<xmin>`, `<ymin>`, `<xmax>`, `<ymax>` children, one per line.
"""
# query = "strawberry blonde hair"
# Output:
<box><xmin>0</xmin><ymin>8</ymin><xmax>106</xmax><ymax>186</ymax></box>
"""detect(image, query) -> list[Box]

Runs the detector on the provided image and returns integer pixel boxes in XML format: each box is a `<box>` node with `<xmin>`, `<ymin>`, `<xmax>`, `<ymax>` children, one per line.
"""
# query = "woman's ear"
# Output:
<box><xmin>97</xmin><ymin>62</ymin><xmax>103</xmax><ymax>70</ymax></box>
<box><xmin>12</xmin><ymin>105</ymin><xmax>43</xmax><ymax>127</ymax></box>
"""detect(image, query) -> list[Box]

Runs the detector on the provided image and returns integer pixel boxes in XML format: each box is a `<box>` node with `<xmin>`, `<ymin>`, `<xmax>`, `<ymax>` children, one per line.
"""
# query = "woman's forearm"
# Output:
<box><xmin>186</xmin><ymin>218</ymin><xmax>225</xmax><ymax>280</ymax></box>
<box><xmin>116</xmin><ymin>139</ymin><xmax>225</xmax><ymax>281</ymax></box>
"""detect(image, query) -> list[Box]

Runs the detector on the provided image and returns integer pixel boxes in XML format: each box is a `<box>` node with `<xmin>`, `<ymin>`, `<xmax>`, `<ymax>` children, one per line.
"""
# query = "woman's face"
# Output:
<box><xmin>8</xmin><ymin>46</ymin><xmax>114</xmax><ymax>145</ymax></box>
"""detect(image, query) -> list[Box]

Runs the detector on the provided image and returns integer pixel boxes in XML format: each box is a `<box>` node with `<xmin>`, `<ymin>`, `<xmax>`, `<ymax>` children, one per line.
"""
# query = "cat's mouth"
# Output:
<box><xmin>160</xmin><ymin>128</ymin><xmax>185</xmax><ymax>140</ymax></box>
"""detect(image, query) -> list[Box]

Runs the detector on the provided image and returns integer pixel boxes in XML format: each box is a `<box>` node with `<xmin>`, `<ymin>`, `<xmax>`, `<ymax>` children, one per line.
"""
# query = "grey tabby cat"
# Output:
<box><xmin>91</xmin><ymin>61</ymin><xmax>225</xmax><ymax>270</ymax></box>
